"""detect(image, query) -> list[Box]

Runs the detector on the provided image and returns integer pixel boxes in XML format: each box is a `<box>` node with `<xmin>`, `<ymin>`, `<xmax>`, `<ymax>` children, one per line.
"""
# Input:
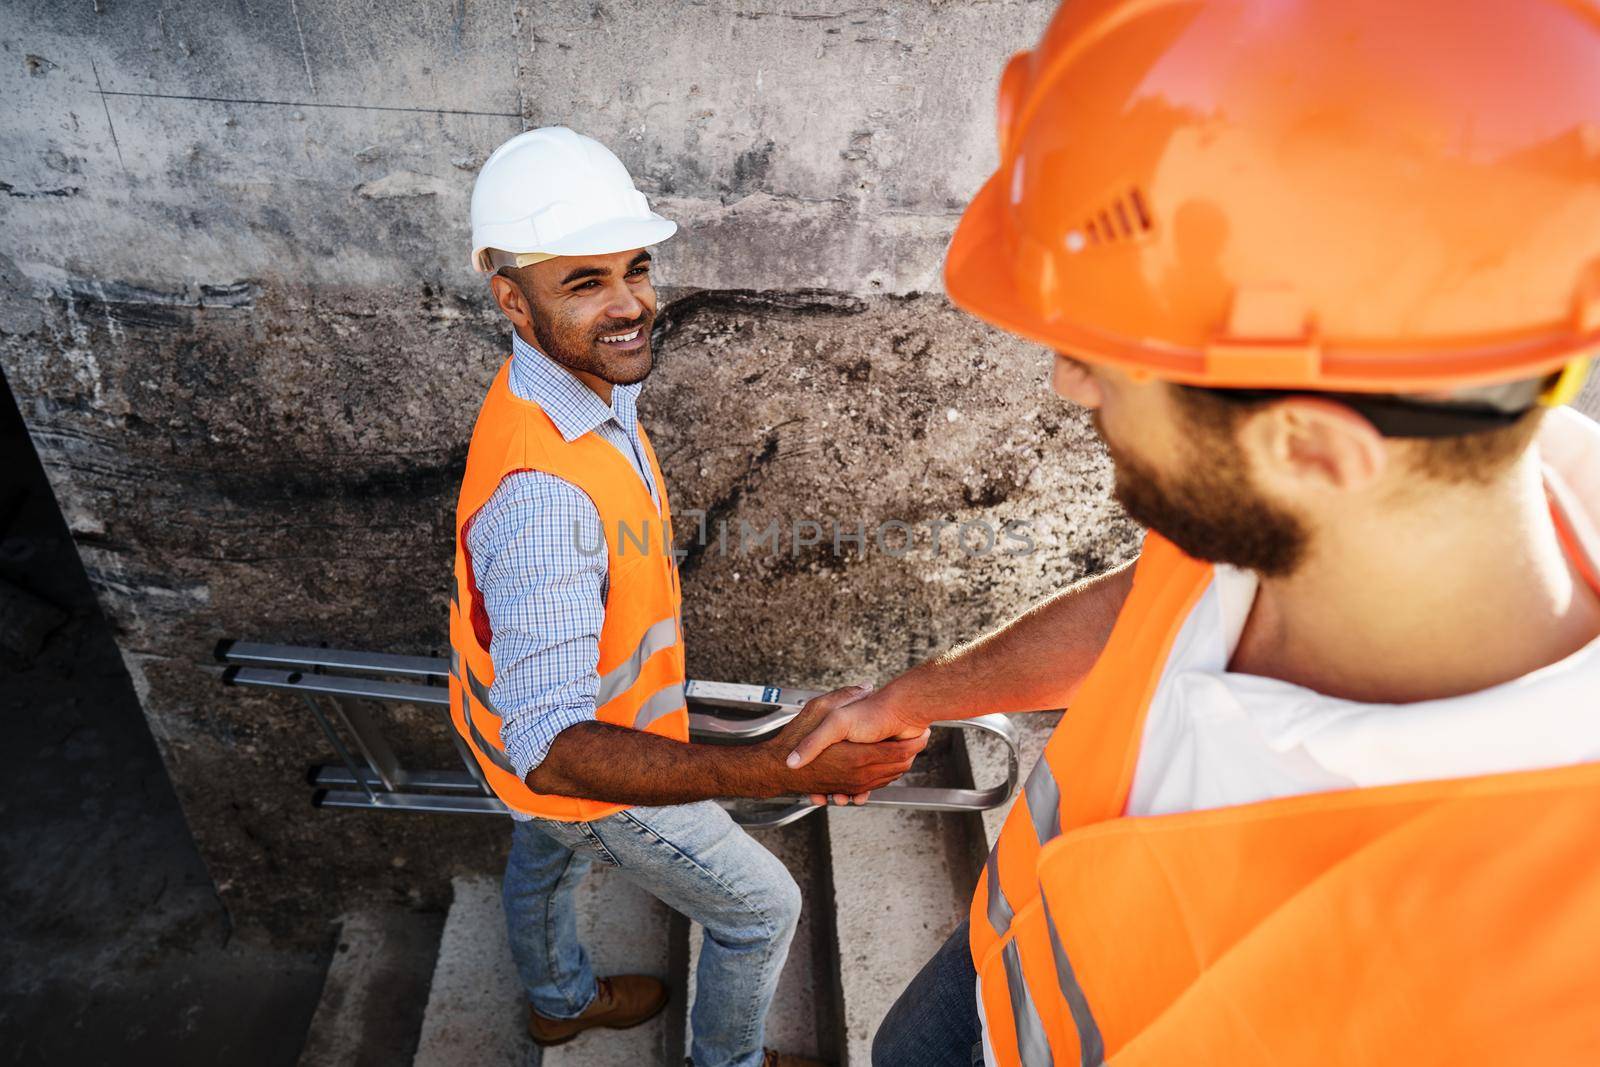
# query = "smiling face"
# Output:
<box><xmin>489</xmin><ymin>248</ymin><xmax>659</xmax><ymax>387</ymax></box>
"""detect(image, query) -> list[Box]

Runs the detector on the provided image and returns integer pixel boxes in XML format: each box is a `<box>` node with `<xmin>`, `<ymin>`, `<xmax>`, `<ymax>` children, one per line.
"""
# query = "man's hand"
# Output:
<box><xmin>529</xmin><ymin>692</ymin><xmax>925</xmax><ymax>809</ymax></box>
<box><xmin>757</xmin><ymin>686</ymin><xmax>929</xmax><ymax>807</ymax></box>
<box><xmin>778</xmin><ymin>560</ymin><xmax>1139</xmax><ymax>806</ymax></box>
<box><xmin>773</xmin><ymin>684</ymin><xmax>929</xmax><ymax>806</ymax></box>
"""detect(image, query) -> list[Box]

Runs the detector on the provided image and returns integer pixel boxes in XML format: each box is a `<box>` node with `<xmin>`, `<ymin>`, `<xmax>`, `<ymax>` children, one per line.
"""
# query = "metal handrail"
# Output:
<box><xmin>217</xmin><ymin>639</ymin><xmax>1020</xmax><ymax>827</ymax></box>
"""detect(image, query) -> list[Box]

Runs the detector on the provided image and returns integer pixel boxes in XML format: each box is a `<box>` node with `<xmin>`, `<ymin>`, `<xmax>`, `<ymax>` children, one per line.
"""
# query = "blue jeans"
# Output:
<box><xmin>503</xmin><ymin>801</ymin><xmax>802</xmax><ymax>1067</ymax></box>
<box><xmin>871</xmin><ymin>920</ymin><xmax>984</xmax><ymax>1067</ymax></box>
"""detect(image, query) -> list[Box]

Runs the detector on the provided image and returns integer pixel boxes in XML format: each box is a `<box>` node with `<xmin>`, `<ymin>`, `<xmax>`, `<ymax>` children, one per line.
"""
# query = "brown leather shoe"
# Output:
<box><xmin>526</xmin><ymin>975</ymin><xmax>669</xmax><ymax>1047</ymax></box>
<box><xmin>761</xmin><ymin>1049</ymin><xmax>833</xmax><ymax>1067</ymax></box>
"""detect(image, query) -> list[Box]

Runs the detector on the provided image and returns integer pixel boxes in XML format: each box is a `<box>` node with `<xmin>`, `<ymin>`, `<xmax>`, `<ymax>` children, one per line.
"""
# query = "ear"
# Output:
<box><xmin>1050</xmin><ymin>354</ymin><xmax>1104</xmax><ymax>408</ymax></box>
<box><xmin>488</xmin><ymin>272</ymin><xmax>534</xmax><ymax>332</ymax></box>
<box><xmin>1238</xmin><ymin>397</ymin><xmax>1387</xmax><ymax>494</ymax></box>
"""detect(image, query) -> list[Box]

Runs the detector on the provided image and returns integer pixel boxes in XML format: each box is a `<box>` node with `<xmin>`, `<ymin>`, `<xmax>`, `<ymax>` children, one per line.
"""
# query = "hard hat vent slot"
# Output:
<box><xmin>1083</xmin><ymin>187</ymin><xmax>1153</xmax><ymax>248</ymax></box>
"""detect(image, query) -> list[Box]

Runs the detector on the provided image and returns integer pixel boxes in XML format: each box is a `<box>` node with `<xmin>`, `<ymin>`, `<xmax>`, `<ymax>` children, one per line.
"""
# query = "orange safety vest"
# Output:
<box><xmin>448</xmin><ymin>359</ymin><xmax>687</xmax><ymax>821</ymax></box>
<box><xmin>974</xmin><ymin>518</ymin><xmax>1600</xmax><ymax>1065</ymax></box>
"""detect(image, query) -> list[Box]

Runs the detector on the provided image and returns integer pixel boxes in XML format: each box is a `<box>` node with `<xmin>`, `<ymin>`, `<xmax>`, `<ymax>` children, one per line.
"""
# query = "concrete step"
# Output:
<box><xmin>824</xmin><ymin>732</ymin><xmax>986</xmax><ymax>1067</ymax></box>
<box><xmin>411</xmin><ymin>868</ymin><xmax>673</xmax><ymax>1067</ymax></box>
<box><xmin>298</xmin><ymin>908</ymin><xmax>444</xmax><ymax>1067</ymax></box>
<box><xmin>824</xmin><ymin>804</ymin><xmax>980</xmax><ymax>1067</ymax></box>
<box><xmin>411</xmin><ymin>875</ymin><xmax>530</xmax><ymax>1067</ymax></box>
<box><xmin>752</xmin><ymin>818</ymin><xmax>841</xmax><ymax>1063</ymax></box>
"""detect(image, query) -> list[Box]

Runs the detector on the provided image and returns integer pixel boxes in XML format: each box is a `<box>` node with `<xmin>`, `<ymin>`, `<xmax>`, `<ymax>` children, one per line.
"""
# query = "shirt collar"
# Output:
<box><xmin>509</xmin><ymin>331</ymin><xmax>642</xmax><ymax>443</ymax></box>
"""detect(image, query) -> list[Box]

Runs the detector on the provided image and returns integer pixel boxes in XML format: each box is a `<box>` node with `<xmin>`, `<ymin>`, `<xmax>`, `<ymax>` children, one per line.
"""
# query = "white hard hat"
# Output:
<box><xmin>469</xmin><ymin>126</ymin><xmax>677</xmax><ymax>273</ymax></box>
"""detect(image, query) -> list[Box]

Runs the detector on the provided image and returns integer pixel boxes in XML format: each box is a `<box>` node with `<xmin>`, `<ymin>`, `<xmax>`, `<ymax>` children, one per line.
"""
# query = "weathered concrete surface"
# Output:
<box><xmin>0</xmin><ymin>0</ymin><xmax>1137</xmax><ymax>934</ymax></box>
<box><xmin>412</xmin><ymin>876</ymin><xmax>534</xmax><ymax>1067</ymax></box>
<box><xmin>825</xmin><ymin>800</ymin><xmax>979</xmax><ymax>1066</ymax></box>
<box><xmin>412</xmin><ymin>868</ymin><xmax>673</xmax><ymax>1067</ymax></box>
<box><xmin>0</xmin><ymin>1</ymin><xmax>521</xmax><ymax>299</ymax></box>
<box><xmin>819</xmin><ymin>734</ymin><xmax>993</xmax><ymax>1066</ymax></box>
<box><xmin>0</xmin><ymin>2</ymin><xmax>1054</xmax><ymax>301</ymax></box>
<box><xmin>519</xmin><ymin>1</ymin><xmax>1056</xmax><ymax>295</ymax></box>
<box><xmin>653</xmin><ymin>291</ymin><xmax>1138</xmax><ymax>691</ymax></box>
<box><xmin>298</xmin><ymin>908</ymin><xmax>444</xmax><ymax>1067</ymax></box>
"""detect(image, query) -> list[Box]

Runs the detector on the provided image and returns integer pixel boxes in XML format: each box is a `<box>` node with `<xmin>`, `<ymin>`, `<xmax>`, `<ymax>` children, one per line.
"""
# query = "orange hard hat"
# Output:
<box><xmin>946</xmin><ymin>0</ymin><xmax>1600</xmax><ymax>395</ymax></box>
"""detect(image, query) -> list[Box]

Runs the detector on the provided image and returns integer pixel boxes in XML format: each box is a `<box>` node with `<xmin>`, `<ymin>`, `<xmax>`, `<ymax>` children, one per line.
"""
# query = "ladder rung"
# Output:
<box><xmin>217</xmin><ymin>639</ymin><xmax>447</xmax><ymax>678</ymax></box>
<box><xmin>226</xmin><ymin>665</ymin><xmax>792</xmax><ymax>739</ymax></box>
<box><xmin>225</xmin><ymin>665</ymin><xmax>449</xmax><ymax>706</ymax></box>
<box><xmin>315</xmin><ymin>789</ymin><xmax>506</xmax><ymax>815</ymax></box>
<box><xmin>311</xmin><ymin>765</ymin><xmax>483</xmax><ymax>794</ymax></box>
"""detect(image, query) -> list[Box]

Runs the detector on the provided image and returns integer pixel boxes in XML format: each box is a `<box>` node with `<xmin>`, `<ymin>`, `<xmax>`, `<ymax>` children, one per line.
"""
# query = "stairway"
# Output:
<box><xmin>295</xmin><ymin>719</ymin><xmax>1043</xmax><ymax>1067</ymax></box>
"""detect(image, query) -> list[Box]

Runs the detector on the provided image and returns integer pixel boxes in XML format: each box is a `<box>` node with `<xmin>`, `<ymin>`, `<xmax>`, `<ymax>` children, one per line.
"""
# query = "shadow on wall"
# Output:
<box><xmin>0</xmin><ymin>366</ymin><xmax>330</xmax><ymax>1067</ymax></box>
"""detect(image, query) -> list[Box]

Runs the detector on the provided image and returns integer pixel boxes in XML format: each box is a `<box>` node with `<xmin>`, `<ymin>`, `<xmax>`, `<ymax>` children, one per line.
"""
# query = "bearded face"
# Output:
<box><xmin>1095</xmin><ymin>401</ymin><xmax>1309</xmax><ymax>578</ymax></box>
<box><xmin>511</xmin><ymin>249</ymin><xmax>659</xmax><ymax>386</ymax></box>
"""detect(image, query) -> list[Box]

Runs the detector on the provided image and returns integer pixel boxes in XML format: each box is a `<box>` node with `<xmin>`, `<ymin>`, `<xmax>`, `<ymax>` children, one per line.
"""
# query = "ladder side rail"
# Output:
<box><xmin>301</xmin><ymin>694</ymin><xmax>378</xmax><ymax>806</ymax></box>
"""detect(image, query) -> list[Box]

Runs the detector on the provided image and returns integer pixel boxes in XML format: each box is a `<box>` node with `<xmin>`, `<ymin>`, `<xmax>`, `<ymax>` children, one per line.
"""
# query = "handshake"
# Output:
<box><xmin>748</xmin><ymin>683</ymin><xmax>933</xmax><ymax>808</ymax></box>
<box><xmin>527</xmin><ymin>668</ymin><xmax>946</xmax><ymax>811</ymax></box>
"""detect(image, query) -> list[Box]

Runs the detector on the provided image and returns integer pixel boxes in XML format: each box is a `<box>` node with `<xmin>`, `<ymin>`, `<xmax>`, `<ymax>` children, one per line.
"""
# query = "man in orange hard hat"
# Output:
<box><xmin>784</xmin><ymin>1</ymin><xmax>1600</xmax><ymax>1063</ymax></box>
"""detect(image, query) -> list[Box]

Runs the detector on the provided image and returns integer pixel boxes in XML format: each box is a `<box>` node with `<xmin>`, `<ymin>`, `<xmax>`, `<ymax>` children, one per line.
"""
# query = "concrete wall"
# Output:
<box><xmin>2</xmin><ymin>0</ymin><xmax>1132</xmax><ymax>935</ymax></box>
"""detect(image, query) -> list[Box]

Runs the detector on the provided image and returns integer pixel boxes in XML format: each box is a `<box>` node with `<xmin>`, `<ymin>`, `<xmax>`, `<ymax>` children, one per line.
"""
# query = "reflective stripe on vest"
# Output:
<box><xmin>987</xmin><ymin>758</ymin><xmax>1066</xmax><ymax>938</ymax></box>
<box><xmin>634</xmin><ymin>677</ymin><xmax>687</xmax><ymax>729</ymax></box>
<box><xmin>1025</xmin><ymin>757</ymin><xmax>1063</xmax><ymax>844</ymax></box>
<box><xmin>988</xmin><ymin>758</ymin><xmax>1076</xmax><ymax>1065</ymax></box>
<box><xmin>1002</xmin><ymin>940</ymin><xmax>1054</xmax><ymax>1067</ymax></box>
<box><xmin>462</xmin><ymin>674</ymin><xmax>516</xmax><ymax>775</ymax></box>
<box><xmin>985</xmin><ymin>847</ymin><xmax>1014</xmax><ymax>934</ymax></box>
<box><xmin>450</xmin><ymin>649</ymin><xmax>517</xmax><ymax>775</ymax></box>
<box><xmin>596</xmin><ymin>615</ymin><xmax>679</xmax><ymax>707</ymax></box>
<box><xmin>1043</xmin><ymin>896</ymin><xmax>1104</xmax><ymax>1067</ymax></box>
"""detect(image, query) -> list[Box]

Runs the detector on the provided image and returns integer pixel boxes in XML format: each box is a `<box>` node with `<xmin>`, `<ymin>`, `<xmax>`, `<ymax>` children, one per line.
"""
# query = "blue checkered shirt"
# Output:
<box><xmin>465</xmin><ymin>332</ymin><xmax>661</xmax><ymax>812</ymax></box>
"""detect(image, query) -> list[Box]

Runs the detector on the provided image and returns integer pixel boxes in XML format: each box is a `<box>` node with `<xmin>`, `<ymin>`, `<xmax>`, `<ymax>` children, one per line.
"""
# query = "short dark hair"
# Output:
<box><xmin>1171</xmin><ymin>386</ymin><xmax>1544</xmax><ymax>486</ymax></box>
<box><xmin>1398</xmin><ymin>407</ymin><xmax>1544</xmax><ymax>484</ymax></box>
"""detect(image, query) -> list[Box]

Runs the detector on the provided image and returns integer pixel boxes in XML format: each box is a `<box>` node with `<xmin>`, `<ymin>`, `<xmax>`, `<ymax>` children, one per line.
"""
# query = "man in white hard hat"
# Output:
<box><xmin>447</xmin><ymin>127</ymin><xmax>921</xmax><ymax>1067</ymax></box>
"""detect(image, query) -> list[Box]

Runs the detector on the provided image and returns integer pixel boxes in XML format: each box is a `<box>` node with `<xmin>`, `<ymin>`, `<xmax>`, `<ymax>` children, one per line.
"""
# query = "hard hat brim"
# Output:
<box><xmin>472</xmin><ymin>214</ymin><xmax>677</xmax><ymax>273</ymax></box>
<box><xmin>540</xmin><ymin>214</ymin><xmax>678</xmax><ymax>259</ymax></box>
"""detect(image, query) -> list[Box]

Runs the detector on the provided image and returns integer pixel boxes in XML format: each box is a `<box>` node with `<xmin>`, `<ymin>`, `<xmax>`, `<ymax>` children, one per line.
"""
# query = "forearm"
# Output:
<box><xmin>527</xmin><ymin>722</ymin><xmax>781</xmax><ymax>805</ymax></box>
<box><xmin>884</xmin><ymin>557</ymin><xmax>1136</xmax><ymax>725</ymax></box>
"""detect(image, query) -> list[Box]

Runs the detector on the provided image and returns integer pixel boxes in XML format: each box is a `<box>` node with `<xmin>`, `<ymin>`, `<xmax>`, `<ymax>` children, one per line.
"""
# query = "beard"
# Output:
<box><xmin>528</xmin><ymin>299</ymin><xmax>656</xmax><ymax>386</ymax></box>
<box><xmin>1097</xmin><ymin>411</ymin><xmax>1308</xmax><ymax>577</ymax></box>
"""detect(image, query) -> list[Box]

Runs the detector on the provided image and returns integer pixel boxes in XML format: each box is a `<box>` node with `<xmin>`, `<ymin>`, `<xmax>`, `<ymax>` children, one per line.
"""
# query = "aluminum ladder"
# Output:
<box><xmin>217</xmin><ymin>639</ymin><xmax>1020</xmax><ymax>827</ymax></box>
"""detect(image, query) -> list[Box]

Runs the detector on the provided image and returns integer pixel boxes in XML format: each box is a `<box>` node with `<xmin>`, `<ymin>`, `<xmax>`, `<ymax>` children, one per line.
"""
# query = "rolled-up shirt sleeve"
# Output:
<box><xmin>465</xmin><ymin>469</ymin><xmax>607</xmax><ymax>780</ymax></box>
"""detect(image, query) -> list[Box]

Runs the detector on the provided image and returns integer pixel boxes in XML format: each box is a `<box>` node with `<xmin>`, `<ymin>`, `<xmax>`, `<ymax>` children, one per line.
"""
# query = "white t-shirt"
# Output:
<box><xmin>979</xmin><ymin>407</ymin><xmax>1600</xmax><ymax>1065</ymax></box>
